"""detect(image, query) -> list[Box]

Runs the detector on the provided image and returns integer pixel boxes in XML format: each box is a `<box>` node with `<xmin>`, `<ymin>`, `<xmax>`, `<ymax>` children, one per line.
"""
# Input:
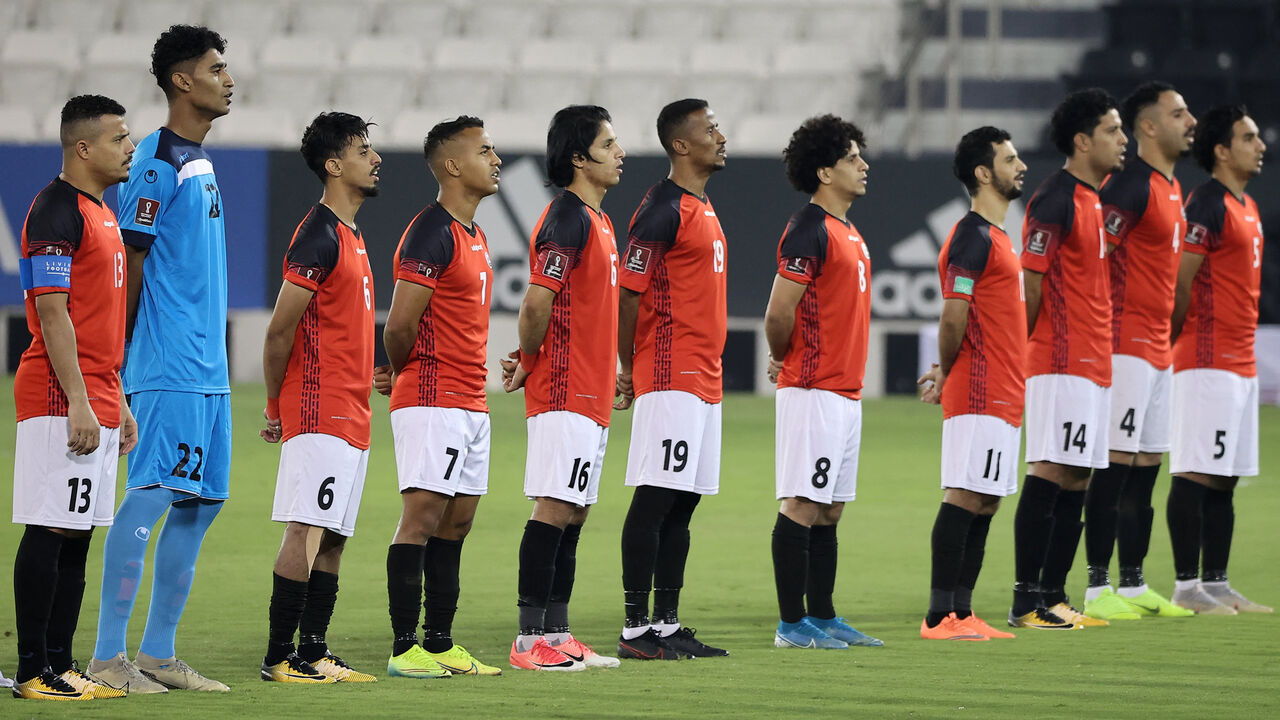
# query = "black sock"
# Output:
<box><xmin>653</xmin><ymin>491</ymin><xmax>699</xmax><ymax>624</ymax></box>
<box><xmin>620</xmin><ymin>486</ymin><xmax>675</xmax><ymax>627</ymax></box>
<box><xmin>806</xmin><ymin>524</ymin><xmax>838</xmax><ymax>620</ymax></box>
<box><xmin>955</xmin><ymin>513</ymin><xmax>993</xmax><ymax>620</ymax></box>
<box><xmin>1084</xmin><ymin>462</ymin><xmax>1129</xmax><ymax>585</ymax></box>
<box><xmin>423</xmin><ymin>536</ymin><xmax>463</xmax><ymax>653</ymax></box>
<box><xmin>1116</xmin><ymin>464</ymin><xmax>1159</xmax><ymax>577</ymax></box>
<box><xmin>266</xmin><ymin>572</ymin><xmax>308</xmax><ymax>665</ymax></box>
<box><xmin>1167</xmin><ymin>475</ymin><xmax>1207</xmax><ymax>580</ymax></box>
<box><xmin>46</xmin><ymin>535</ymin><xmax>90</xmax><ymax>674</ymax></box>
<box><xmin>1041</xmin><ymin>488</ymin><xmax>1085</xmax><ymax>606</ymax></box>
<box><xmin>545</xmin><ymin>524</ymin><xmax>580</xmax><ymax>633</ymax></box>
<box><xmin>927</xmin><ymin>502</ymin><xmax>975</xmax><ymax>626</ymax></box>
<box><xmin>517</xmin><ymin>520</ymin><xmax>564</xmax><ymax>636</ymax></box>
<box><xmin>387</xmin><ymin>543</ymin><xmax>425</xmax><ymax>655</ymax></box>
<box><xmin>771</xmin><ymin>514</ymin><xmax>810</xmax><ymax>623</ymax></box>
<box><xmin>14</xmin><ymin>526</ymin><xmax>63</xmax><ymax>682</ymax></box>
<box><xmin>1012</xmin><ymin>475</ymin><xmax>1059</xmax><ymax>613</ymax></box>
<box><xmin>1200</xmin><ymin>486</ymin><xmax>1234</xmax><ymax>581</ymax></box>
<box><xmin>297</xmin><ymin>570</ymin><xmax>338</xmax><ymax>663</ymax></box>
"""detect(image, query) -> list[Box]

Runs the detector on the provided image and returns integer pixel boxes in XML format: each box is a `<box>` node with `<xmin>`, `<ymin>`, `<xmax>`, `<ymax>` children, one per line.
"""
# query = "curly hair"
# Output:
<box><xmin>151</xmin><ymin>24</ymin><xmax>227</xmax><ymax>96</ymax></box>
<box><xmin>1193</xmin><ymin>104</ymin><xmax>1250</xmax><ymax>173</ymax></box>
<box><xmin>545</xmin><ymin>105</ymin><xmax>612</xmax><ymax>188</ymax></box>
<box><xmin>424</xmin><ymin>115</ymin><xmax>485</xmax><ymax>163</ymax></box>
<box><xmin>782</xmin><ymin>114</ymin><xmax>866</xmax><ymax>194</ymax></box>
<box><xmin>300</xmin><ymin>112</ymin><xmax>375</xmax><ymax>182</ymax></box>
<box><xmin>953</xmin><ymin>126</ymin><xmax>1012</xmax><ymax>197</ymax></box>
<box><xmin>1049</xmin><ymin>88</ymin><xmax>1118</xmax><ymax>156</ymax></box>
<box><xmin>59</xmin><ymin>94</ymin><xmax>127</xmax><ymax>147</ymax></box>
<box><xmin>656</xmin><ymin>98</ymin><xmax>708</xmax><ymax>155</ymax></box>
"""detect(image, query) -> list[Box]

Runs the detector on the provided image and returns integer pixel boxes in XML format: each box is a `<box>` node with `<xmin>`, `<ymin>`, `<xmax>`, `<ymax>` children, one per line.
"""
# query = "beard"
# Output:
<box><xmin>994</xmin><ymin>175</ymin><xmax>1023</xmax><ymax>201</ymax></box>
<box><xmin>360</xmin><ymin>184</ymin><xmax>380</xmax><ymax>198</ymax></box>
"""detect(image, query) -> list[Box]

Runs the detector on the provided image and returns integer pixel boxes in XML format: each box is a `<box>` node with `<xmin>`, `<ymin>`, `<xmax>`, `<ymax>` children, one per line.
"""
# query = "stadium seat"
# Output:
<box><xmin>461</xmin><ymin>1</ymin><xmax>550</xmax><ymax>45</ymax></box>
<box><xmin>683</xmin><ymin>46</ymin><xmax>768</xmax><ymax>121</ymax></box>
<box><xmin>508</xmin><ymin>41</ymin><xmax>599</xmax><ymax>118</ymax></box>
<box><xmin>206</xmin><ymin>106</ymin><xmax>299</xmax><ymax>147</ymax></box>
<box><xmin>388</xmin><ymin>107</ymin><xmax>476</xmax><ymax>150</ymax></box>
<box><xmin>765</xmin><ymin>45</ymin><xmax>861</xmax><ymax>118</ymax></box>
<box><xmin>605</xmin><ymin>110</ymin><xmax>662</xmax><ymax>154</ymax></box>
<box><xmin>720</xmin><ymin>1</ymin><xmax>805</xmax><ymax>45</ymax></box>
<box><xmin>79</xmin><ymin>33</ymin><xmax>166</xmax><ymax>113</ymax></box>
<box><xmin>1161</xmin><ymin>49</ymin><xmax>1240</xmax><ymax>109</ymax></box>
<box><xmin>253</xmin><ymin>35</ymin><xmax>340</xmax><ymax>118</ymax></box>
<box><xmin>422</xmin><ymin>39</ymin><xmax>512</xmax><ymax>114</ymax></box>
<box><xmin>375</xmin><ymin>0</ymin><xmax>456</xmax><ymax>41</ymax></box>
<box><xmin>288</xmin><ymin>0</ymin><xmax>377</xmax><ymax>36</ymax></box>
<box><xmin>116</xmin><ymin>0</ymin><xmax>207</xmax><ymax>41</ymax></box>
<box><xmin>805</xmin><ymin>1</ymin><xmax>901</xmax><ymax>68</ymax></box>
<box><xmin>546</xmin><ymin>0</ymin><xmax>636</xmax><ymax>41</ymax></box>
<box><xmin>0</xmin><ymin>31</ymin><xmax>80</xmax><ymax>120</ymax></box>
<box><xmin>595</xmin><ymin>42</ymin><xmax>688</xmax><ymax>126</ymax></box>
<box><xmin>32</xmin><ymin>0</ymin><xmax>120</xmax><ymax>40</ymax></box>
<box><xmin>734</xmin><ymin>113</ymin><xmax>811</xmax><ymax>156</ymax></box>
<box><xmin>0</xmin><ymin>1</ymin><xmax>32</xmax><ymax>35</ymax></box>
<box><xmin>332</xmin><ymin>36</ymin><xmax>426</xmax><ymax>125</ymax></box>
<box><xmin>633</xmin><ymin>2</ymin><xmax>717</xmax><ymax>42</ymax></box>
<box><xmin>481</xmin><ymin>109</ymin><xmax>556</xmax><ymax>154</ymax></box>
<box><xmin>0</xmin><ymin>104</ymin><xmax>39</xmax><ymax>143</ymax></box>
<box><xmin>119</xmin><ymin>102</ymin><xmax>171</xmax><ymax>140</ymax></box>
<box><xmin>1104</xmin><ymin>0</ymin><xmax>1190</xmax><ymax>55</ymax></box>
<box><xmin>205</xmin><ymin>0</ymin><xmax>288</xmax><ymax>49</ymax></box>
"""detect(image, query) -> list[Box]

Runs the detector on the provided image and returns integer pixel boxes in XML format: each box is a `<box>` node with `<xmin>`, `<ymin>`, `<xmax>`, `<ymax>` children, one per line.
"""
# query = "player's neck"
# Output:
<box><xmin>667</xmin><ymin>164</ymin><xmax>710</xmax><ymax>199</ymax></box>
<box><xmin>164</xmin><ymin>102</ymin><xmax>215</xmax><ymax>144</ymax></box>
<box><xmin>810</xmin><ymin>188</ymin><xmax>851</xmax><ymax>221</ymax></box>
<box><xmin>437</xmin><ymin>189</ymin><xmax>479</xmax><ymax>229</ymax></box>
<box><xmin>567</xmin><ymin>181</ymin><xmax>606</xmax><ymax>213</ymax></box>
<box><xmin>1138</xmin><ymin>144</ymin><xmax>1176</xmax><ymax>180</ymax></box>
<box><xmin>970</xmin><ymin>191</ymin><xmax>1009</xmax><ymax>229</ymax></box>
<box><xmin>319</xmin><ymin>186</ymin><xmax>363</xmax><ymax>229</ymax></box>
<box><xmin>1063</xmin><ymin>156</ymin><xmax>1104</xmax><ymax>190</ymax></box>
<box><xmin>1211</xmin><ymin>168</ymin><xmax>1249</xmax><ymax>201</ymax></box>
<box><xmin>56</xmin><ymin>169</ymin><xmax>107</xmax><ymax>203</ymax></box>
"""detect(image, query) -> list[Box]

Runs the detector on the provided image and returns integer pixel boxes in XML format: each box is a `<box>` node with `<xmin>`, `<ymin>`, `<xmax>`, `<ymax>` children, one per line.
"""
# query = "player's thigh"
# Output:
<box><xmin>1170</xmin><ymin>369</ymin><xmax>1251</xmax><ymax>477</ymax></box>
<box><xmin>126</xmin><ymin>391</ymin><xmax>228</xmax><ymax>498</ymax></box>
<box><xmin>1233</xmin><ymin>377</ymin><xmax>1259</xmax><ymax>477</ymax></box>
<box><xmin>1109</xmin><ymin>355</ymin><xmax>1170</xmax><ymax>454</ymax></box>
<box><xmin>1024</xmin><ymin>374</ymin><xmax>1110</xmax><ymax>469</ymax></box>
<box><xmin>624</xmin><ymin>391</ymin><xmax>721</xmax><ymax>495</ymax></box>
<box><xmin>941</xmin><ymin>414</ymin><xmax>1021</xmax><ymax>497</ymax></box>
<box><xmin>271</xmin><ymin>433</ymin><xmax>367</xmax><ymax>537</ymax></box>
<box><xmin>392</xmin><ymin>406</ymin><xmax>490</xmax><ymax>497</ymax></box>
<box><xmin>13</xmin><ymin>417</ymin><xmax>120</xmax><ymax>530</ymax></box>
<box><xmin>775</xmin><ymin>387</ymin><xmax>860</xmax><ymax>504</ymax></box>
<box><xmin>525</xmin><ymin>411</ymin><xmax>609</xmax><ymax>507</ymax></box>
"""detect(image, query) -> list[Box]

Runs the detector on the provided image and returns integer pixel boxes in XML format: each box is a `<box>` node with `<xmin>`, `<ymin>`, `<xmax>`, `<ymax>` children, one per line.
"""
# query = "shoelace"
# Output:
<box><xmin>38</xmin><ymin>671</ymin><xmax>81</xmax><ymax>693</ymax></box>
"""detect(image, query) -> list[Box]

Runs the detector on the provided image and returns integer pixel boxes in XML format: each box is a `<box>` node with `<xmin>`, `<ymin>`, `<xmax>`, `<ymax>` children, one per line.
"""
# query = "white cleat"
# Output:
<box><xmin>1202</xmin><ymin>583</ymin><xmax>1274</xmax><ymax>614</ymax></box>
<box><xmin>85</xmin><ymin>652</ymin><xmax>169</xmax><ymax>694</ymax></box>
<box><xmin>134</xmin><ymin>653</ymin><xmax>229</xmax><ymax>692</ymax></box>
<box><xmin>1171</xmin><ymin>584</ymin><xmax>1237</xmax><ymax>615</ymax></box>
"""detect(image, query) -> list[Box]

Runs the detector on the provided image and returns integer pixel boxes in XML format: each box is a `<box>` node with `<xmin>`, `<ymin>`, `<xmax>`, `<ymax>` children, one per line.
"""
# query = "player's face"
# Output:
<box><xmin>185</xmin><ymin>48</ymin><xmax>235</xmax><ymax>118</ymax></box>
<box><xmin>1087</xmin><ymin>108</ymin><xmax>1127</xmax><ymax>174</ymax></box>
<box><xmin>1153</xmin><ymin>90</ymin><xmax>1196</xmax><ymax>158</ymax></box>
<box><xmin>680</xmin><ymin>108</ymin><xmax>727</xmax><ymax>173</ymax></box>
<box><xmin>828</xmin><ymin>142</ymin><xmax>869</xmax><ymax>199</ymax></box>
<box><xmin>1223</xmin><ymin>116</ymin><xmax>1265</xmax><ymax>178</ymax></box>
<box><xmin>579</xmin><ymin>120</ymin><xmax>625</xmax><ymax>190</ymax></box>
<box><xmin>84</xmin><ymin>114</ymin><xmax>136</xmax><ymax>185</ymax></box>
<box><xmin>337</xmin><ymin>134</ymin><xmax>381</xmax><ymax>197</ymax></box>
<box><xmin>989</xmin><ymin>140</ymin><xmax>1026</xmax><ymax>201</ymax></box>
<box><xmin>455</xmin><ymin>127</ymin><xmax>502</xmax><ymax>197</ymax></box>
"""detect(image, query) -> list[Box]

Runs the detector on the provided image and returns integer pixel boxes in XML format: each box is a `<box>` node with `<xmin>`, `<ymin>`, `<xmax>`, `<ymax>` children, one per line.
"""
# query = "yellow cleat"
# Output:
<box><xmin>13</xmin><ymin>670</ymin><xmax>93</xmax><ymax>701</ymax></box>
<box><xmin>1049</xmin><ymin>602</ymin><xmax>1109</xmax><ymax>627</ymax></box>
<box><xmin>311</xmin><ymin>653</ymin><xmax>377</xmax><ymax>682</ymax></box>
<box><xmin>387</xmin><ymin>645</ymin><xmax>451</xmax><ymax>679</ymax></box>
<box><xmin>427</xmin><ymin>644</ymin><xmax>503</xmax><ymax>676</ymax></box>
<box><xmin>1007</xmin><ymin>607</ymin><xmax>1078</xmax><ymax>629</ymax></box>
<box><xmin>61</xmin><ymin>663</ymin><xmax>126</xmax><ymax>699</ymax></box>
<box><xmin>261</xmin><ymin>653</ymin><xmax>337</xmax><ymax>683</ymax></box>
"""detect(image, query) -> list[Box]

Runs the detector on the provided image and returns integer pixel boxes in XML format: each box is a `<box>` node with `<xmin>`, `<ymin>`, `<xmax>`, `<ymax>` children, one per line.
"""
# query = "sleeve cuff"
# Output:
<box><xmin>267</xmin><ymin>397</ymin><xmax>280</xmax><ymax>419</ymax></box>
<box><xmin>519</xmin><ymin>349</ymin><xmax>538</xmax><ymax>373</ymax></box>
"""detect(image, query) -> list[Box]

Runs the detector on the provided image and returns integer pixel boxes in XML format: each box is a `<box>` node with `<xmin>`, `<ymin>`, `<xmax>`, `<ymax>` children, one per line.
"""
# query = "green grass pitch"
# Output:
<box><xmin>2</xmin><ymin>378</ymin><xmax>1278</xmax><ymax>718</ymax></box>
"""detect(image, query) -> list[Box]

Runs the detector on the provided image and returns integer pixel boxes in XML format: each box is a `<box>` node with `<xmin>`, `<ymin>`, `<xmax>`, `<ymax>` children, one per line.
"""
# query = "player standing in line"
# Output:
<box><xmin>1081</xmin><ymin>82</ymin><xmax>1197</xmax><ymax>620</ymax></box>
<box><xmin>1008</xmin><ymin>88</ymin><xmax>1126</xmax><ymax>630</ymax></box>
<box><xmin>500</xmin><ymin>105</ymin><xmax>624</xmax><ymax>672</ymax></box>
<box><xmin>380</xmin><ymin>116</ymin><xmax>504</xmax><ymax>679</ymax></box>
<box><xmin>258</xmin><ymin>112</ymin><xmax>381</xmax><ymax>684</ymax></box>
<box><xmin>917</xmin><ymin>127</ymin><xmax>1026</xmax><ymax>641</ymax></box>
<box><xmin>11</xmin><ymin>95</ymin><xmax>136</xmax><ymax>702</ymax></box>
<box><xmin>89</xmin><ymin>25</ymin><xmax>234</xmax><ymax>693</ymax></box>
<box><xmin>765</xmin><ymin>115</ymin><xmax>883</xmax><ymax>650</ymax></box>
<box><xmin>614</xmin><ymin>98</ymin><xmax>730</xmax><ymax>660</ymax></box>
<box><xmin>1166</xmin><ymin>105</ymin><xmax>1271</xmax><ymax>615</ymax></box>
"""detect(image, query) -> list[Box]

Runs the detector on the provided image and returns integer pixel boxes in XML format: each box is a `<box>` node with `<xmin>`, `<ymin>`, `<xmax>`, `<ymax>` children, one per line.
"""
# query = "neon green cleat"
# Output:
<box><xmin>1119</xmin><ymin>588</ymin><xmax>1195</xmax><ymax>617</ymax></box>
<box><xmin>1084</xmin><ymin>588</ymin><xmax>1142</xmax><ymax>620</ymax></box>
<box><xmin>387</xmin><ymin>645</ymin><xmax>451</xmax><ymax>679</ymax></box>
<box><xmin>427</xmin><ymin>645</ymin><xmax>502</xmax><ymax>676</ymax></box>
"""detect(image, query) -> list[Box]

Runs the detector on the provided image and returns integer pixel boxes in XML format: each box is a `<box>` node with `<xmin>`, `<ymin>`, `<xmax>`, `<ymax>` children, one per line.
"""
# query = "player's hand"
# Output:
<box><xmin>917</xmin><ymin>363</ymin><xmax>944</xmax><ymax>405</ymax></box>
<box><xmin>499</xmin><ymin>349</ymin><xmax>521</xmax><ymax>390</ymax></box>
<box><xmin>504</xmin><ymin>363</ymin><xmax>530</xmax><ymax>393</ymax></box>
<box><xmin>260</xmin><ymin>406</ymin><xmax>282</xmax><ymax>444</ymax></box>
<box><xmin>119</xmin><ymin>402</ymin><xmax>139</xmax><ymax>456</ymax></box>
<box><xmin>373</xmin><ymin>364</ymin><xmax>395</xmax><ymax>396</ymax></box>
<box><xmin>67</xmin><ymin>399</ymin><xmax>101</xmax><ymax>456</ymax></box>
<box><xmin>767</xmin><ymin>356</ymin><xmax>783</xmax><ymax>385</ymax></box>
<box><xmin>614</xmin><ymin>371</ymin><xmax>634</xmax><ymax>410</ymax></box>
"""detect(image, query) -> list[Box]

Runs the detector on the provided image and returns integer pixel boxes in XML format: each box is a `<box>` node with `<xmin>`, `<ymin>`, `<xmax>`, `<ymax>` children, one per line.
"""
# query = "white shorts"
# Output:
<box><xmin>1170</xmin><ymin>369</ymin><xmax>1259</xmax><ymax>477</ymax></box>
<box><xmin>941</xmin><ymin>414</ymin><xmax>1022</xmax><ymax>497</ymax></box>
<box><xmin>1109</xmin><ymin>355</ymin><xmax>1172</xmax><ymax>454</ymax></box>
<box><xmin>271</xmin><ymin>433</ymin><xmax>368</xmax><ymax>537</ymax></box>
<box><xmin>13</xmin><ymin>417</ymin><xmax>119</xmax><ymax>530</ymax></box>
<box><xmin>391</xmin><ymin>406</ymin><xmax>490</xmax><ymax>497</ymax></box>
<box><xmin>775</xmin><ymin>387</ymin><xmax>860</xmax><ymax>504</ymax></box>
<box><xmin>524</xmin><ymin>411</ymin><xmax>609</xmax><ymax>507</ymax></box>
<box><xmin>624</xmin><ymin>391</ymin><xmax>721</xmax><ymax>495</ymax></box>
<box><xmin>1025</xmin><ymin>374</ymin><xmax>1111</xmax><ymax>469</ymax></box>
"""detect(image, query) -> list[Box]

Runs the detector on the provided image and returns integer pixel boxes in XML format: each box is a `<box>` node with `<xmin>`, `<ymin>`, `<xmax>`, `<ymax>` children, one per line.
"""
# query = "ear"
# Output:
<box><xmin>816</xmin><ymin>166</ymin><xmax>832</xmax><ymax>186</ymax></box>
<box><xmin>324</xmin><ymin>156</ymin><xmax>343</xmax><ymax>179</ymax></box>
<box><xmin>571</xmin><ymin>151</ymin><xmax>586</xmax><ymax>169</ymax></box>
<box><xmin>1214</xmin><ymin>142</ymin><xmax>1232</xmax><ymax>164</ymax></box>
<box><xmin>1073</xmin><ymin>131</ymin><xmax>1093</xmax><ymax>154</ymax></box>
<box><xmin>974</xmin><ymin>164</ymin><xmax>993</xmax><ymax>186</ymax></box>
<box><xmin>170</xmin><ymin>70</ymin><xmax>192</xmax><ymax>94</ymax></box>
<box><xmin>670</xmin><ymin>136</ymin><xmax>689</xmax><ymax>157</ymax></box>
<box><xmin>444</xmin><ymin>156</ymin><xmax>462</xmax><ymax>178</ymax></box>
<box><xmin>75</xmin><ymin>139</ymin><xmax>92</xmax><ymax>161</ymax></box>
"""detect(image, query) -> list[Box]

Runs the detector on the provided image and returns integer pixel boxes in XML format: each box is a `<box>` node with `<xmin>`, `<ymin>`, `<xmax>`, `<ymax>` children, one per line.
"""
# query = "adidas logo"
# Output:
<box><xmin>471</xmin><ymin>157</ymin><xmax>554</xmax><ymax>312</ymax></box>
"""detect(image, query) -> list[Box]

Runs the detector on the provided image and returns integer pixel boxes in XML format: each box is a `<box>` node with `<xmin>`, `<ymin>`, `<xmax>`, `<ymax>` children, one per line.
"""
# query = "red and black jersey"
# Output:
<box><xmin>775</xmin><ymin>203</ymin><xmax>871</xmax><ymax>399</ymax></box>
<box><xmin>1176</xmin><ymin>179</ymin><xmax>1263</xmax><ymax>377</ymax></box>
<box><xmin>15</xmin><ymin>177</ymin><xmax>126</xmax><ymax>427</ymax></box>
<box><xmin>391</xmin><ymin>203</ymin><xmax>492</xmax><ymax>413</ymax></box>
<box><xmin>1021</xmin><ymin>169</ymin><xmax>1112</xmax><ymax>386</ymax></box>
<box><xmin>1100</xmin><ymin>156</ymin><xmax>1184</xmax><ymax>369</ymax></box>
<box><xmin>938</xmin><ymin>212</ymin><xmax>1026</xmax><ymax>426</ymax></box>
<box><xmin>279</xmin><ymin>204</ymin><xmax>375</xmax><ymax>449</ymax></box>
<box><xmin>620</xmin><ymin>179</ymin><xmax>728</xmax><ymax>403</ymax></box>
<box><xmin>525</xmin><ymin>191</ymin><xmax>620</xmax><ymax>426</ymax></box>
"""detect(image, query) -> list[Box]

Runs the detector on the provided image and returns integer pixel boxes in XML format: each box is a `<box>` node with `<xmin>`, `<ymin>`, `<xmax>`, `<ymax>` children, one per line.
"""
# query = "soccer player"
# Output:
<box><xmin>614</xmin><ymin>98</ymin><xmax>729</xmax><ymax>660</ymax></box>
<box><xmin>89</xmin><ymin>25</ymin><xmax>234</xmax><ymax>693</ymax></box>
<box><xmin>917</xmin><ymin>127</ymin><xmax>1026</xmax><ymax>641</ymax></box>
<box><xmin>1081</xmin><ymin>82</ymin><xmax>1197</xmax><ymax>620</ymax></box>
<box><xmin>765</xmin><ymin>115</ymin><xmax>883</xmax><ymax>650</ymax></box>
<box><xmin>1009</xmin><ymin>88</ymin><xmax>1126</xmax><ymax>630</ymax></box>
<box><xmin>1166</xmin><ymin>105</ymin><xmax>1271</xmax><ymax>615</ymax></box>
<box><xmin>381</xmin><ymin>116</ymin><xmax>504</xmax><ymax>679</ymax></box>
<box><xmin>258</xmin><ymin>112</ymin><xmax>382</xmax><ymax>684</ymax></box>
<box><xmin>11</xmin><ymin>95</ymin><xmax>136</xmax><ymax>702</ymax></box>
<box><xmin>500</xmin><ymin>105</ymin><xmax>624</xmax><ymax>671</ymax></box>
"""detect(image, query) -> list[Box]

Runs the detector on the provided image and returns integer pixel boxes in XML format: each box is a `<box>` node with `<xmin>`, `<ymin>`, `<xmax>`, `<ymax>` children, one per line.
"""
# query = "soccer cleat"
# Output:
<box><xmin>806</xmin><ymin>616</ymin><xmax>884</xmax><ymax>647</ymax></box>
<box><xmin>60</xmin><ymin>662</ymin><xmax>126</xmax><ymax>698</ymax></box>
<box><xmin>956</xmin><ymin>614</ymin><xmax>1016</xmax><ymax>639</ymax></box>
<box><xmin>1118</xmin><ymin>588</ymin><xmax>1195</xmax><ymax>617</ymax></box>
<box><xmin>920</xmin><ymin>614</ymin><xmax>987</xmax><ymax>641</ymax></box>
<box><xmin>509</xmin><ymin>638</ymin><xmax>586</xmax><ymax>672</ymax></box>
<box><xmin>1084</xmin><ymin>588</ymin><xmax>1142</xmax><ymax>621</ymax></box>
<box><xmin>1202</xmin><ymin>584</ymin><xmax>1274</xmax><ymax>614</ymax></box>
<box><xmin>1048</xmin><ymin>602</ymin><xmax>1109</xmax><ymax>627</ymax></box>
<box><xmin>387</xmin><ymin>645</ymin><xmax>451</xmax><ymax>679</ymax></box>
<box><xmin>552</xmin><ymin>634</ymin><xmax>621</xmax><ymax>668</ymax></box>
<box><xmin>617</xmin><ymin>629</ymin><xmax>681</xmax><ymax>660</ymax></box>
<box><xmin>661</xmin><ymin>627</ymin><xmax>729</xmax><ymax>657</ymax></box>
<box><xmin>426</xmin><ymin>644</ymin><xmax>502</xmax><ymax>676</ymax></box>
<box><xmin>1007</xmin><ymin>607</ymin><xmax>1078</xmax><ymax>629</ymax></box>
<box><xmin>12</xmin><ymin>669</ymin><xmax>92</xmax><ymax>700</ymax></box>
<box><xmin>261</xmin><ymin>652</ymin><xmax>337</xmax><ymax>683</ymax></box>
<box><xmin>774</xmin><ymin>619</ymin><xmax>848</xmax><ymax>649</ymax></box>
<box><xmin>135</xmin><ymin>653</ymin><xmax>229</xmax><ymax>691</ymax></box>
<box><xmin>0</xmin><ymin>667</ymin><xmax>12</xmax><ymax>689</ymax></box>
<box><xmin>1171</xmin><ymin>584</ymin><xmax>1237</xmax><ymax>615</ymax></box>
<box><xmin>310</xmin><ymin>652</ymin><xmax>377</xmax><ymax>682</ymax></box>
<box><xmin>86</xmin><ymin>652</ymin><xmax>169</xmax><ymax>694</ymax></box>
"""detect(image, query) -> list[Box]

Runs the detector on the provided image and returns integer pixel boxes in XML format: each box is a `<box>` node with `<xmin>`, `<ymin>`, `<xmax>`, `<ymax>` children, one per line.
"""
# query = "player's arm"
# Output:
<box><xmin>260</xmin><ymin>281</ymin><xmax>314</xmax><ymax>442</ymax></box>
<box><xmin>35</xmin><ymin>293</ymin><xmax>99</xmax><ymax>455</ymax></box>
<box><xmin>381</xmin><ymin>280</ymin><xmax>434</xmax><ymax>395</ymax></box>
<box><xmin>615</xmin><ymin>197</ymin><xmax>677</xmax><ymax>409</ymax></box>
<box><xmin>1023</xmin><ymin>269</ymin><xmax>1044</xmax><ymax>334</ymax></box>
<box><xmin>920</xmin><ymin>298</ymin><xmax>969</xmax><ymax>404</ymax></box>
<box><xmin>614</xmin><ymin>287</ymin><xmax>641</xmax><ymax>409</ymax></box>
<box><xmin>502</xmin><ymin>284</ymin><xmax>555</xmax><ymax>392</ymax></box>
<box><xmin>124</xmin><ymin>245</ymin><xmax>148</xmax><ymax>340</ymax></box>
<box><xmin>1170</xmin><ymin>251</ymin><xmax>1205</xmax><ymax>342</ymax></box>
<box><xmin>764</xmin><ymin>275</ymin><xmax>806</xmax><ymax>384</ymax></box>
<box><xmin>118</xmin><ymin>375</ymin><xmax>137</xmax><ymax>455</ymax></box>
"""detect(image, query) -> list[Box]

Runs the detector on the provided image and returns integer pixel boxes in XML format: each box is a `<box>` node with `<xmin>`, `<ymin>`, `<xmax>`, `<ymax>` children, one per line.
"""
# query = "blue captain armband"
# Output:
<box><xmin>19</xmin><ymin>254</ymin><xmax>73</xmax><ymax>290</ymax></box>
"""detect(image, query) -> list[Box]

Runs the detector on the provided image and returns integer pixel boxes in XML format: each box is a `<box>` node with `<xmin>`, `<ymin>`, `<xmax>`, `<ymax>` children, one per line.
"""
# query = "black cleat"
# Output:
<box><xmin>617</xmin><ymin>629</ymin><xmax>680</xmax><ymax>660</ymax></box>
<box><xmin>663</xmin><ymin>627</ymin><xmax>728</xmax><ymax>657</ymax></box>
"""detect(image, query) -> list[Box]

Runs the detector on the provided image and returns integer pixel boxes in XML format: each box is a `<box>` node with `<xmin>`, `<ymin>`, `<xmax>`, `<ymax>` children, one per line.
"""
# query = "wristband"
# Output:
<box><xmin>267</xmin><ymin>397</ymin><xmax>280</xmax><ymax>419</ymax></box>
<box><xmin>519</xmin><ymin>349</ymin><xmax>538</xmax><ymax>373</ymax></box>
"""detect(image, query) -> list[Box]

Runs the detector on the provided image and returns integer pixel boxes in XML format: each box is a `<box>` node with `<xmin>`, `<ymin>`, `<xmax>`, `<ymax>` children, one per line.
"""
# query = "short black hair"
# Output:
<box><xmin>953</xmin><ymin>126</ymin><xmax>1012</xmax><ymax>196</ymax></box>
<box><xmin>545</xmin><ymin>105</ymin><xmax>612</xmax><ymax>188</ymax></box>
<box><xmin>656</xmin><ymin>98</ymin><xmax>709</xmax><ymax>155</ymax></box>
<box><xmin>151</xmin><ymin>24</ymin><xmax>227</xmax><ymax>96</ymax></box>
<box><xmin>424</xmin><ymin>115</ymin><xmax>485</xmax><ymax>163</ymax></box>
<box><xmin>1193</xmin><ymin>104</ymin><xmax>1250</xmax><ymax>173</ymax></box>
<box><xmin>60</xmin><ymin>94</ymin><xmax>127</xmax><ymax>148</ymax></box>
<box><xmin>1121</xmin><ymin>81</ymin><xmax>1176</xmax><ymax>130</ymax></box>
<box><xmin>1049</xmin><ymin>87</ymin><xmax>1118</xmax><ymax>156</ymax></box>
<box><xmin>300</xmin><ymin>112</ymin><xmax>375</xmax><ymax>182</ymax></box>
<box><xmin>782</xmin><ymin>114</ymin><xmax>866</xmax><ymax>194</ymax></box>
